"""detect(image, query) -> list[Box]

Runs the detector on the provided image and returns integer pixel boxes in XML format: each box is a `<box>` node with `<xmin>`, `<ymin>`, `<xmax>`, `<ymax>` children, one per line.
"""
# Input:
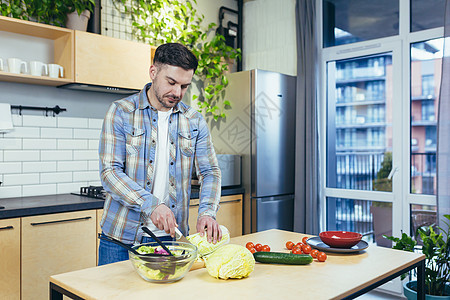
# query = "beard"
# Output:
<box><xmin>154</xmin><ymin>88</ymin><xmax>180</xmax><ymax>109</ymax></box>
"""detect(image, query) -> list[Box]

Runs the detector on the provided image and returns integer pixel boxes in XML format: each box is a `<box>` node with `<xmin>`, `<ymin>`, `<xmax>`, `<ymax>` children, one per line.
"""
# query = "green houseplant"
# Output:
<box><xmin>384</xmin><ymin>214</ymin><xmax>450</xmax><ymax>298</ymax></box>
<box><xmin>113</xmin><ymin>0</ymin><xmax>241</xmax><ymax>121</ymax></box>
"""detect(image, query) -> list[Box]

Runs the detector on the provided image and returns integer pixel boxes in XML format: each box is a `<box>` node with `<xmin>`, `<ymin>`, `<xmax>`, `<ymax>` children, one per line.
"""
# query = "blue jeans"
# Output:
<box><xmin>98</xmin><ymin>232</ymin><xmax>175</xmax><ymax>266</ymax></box>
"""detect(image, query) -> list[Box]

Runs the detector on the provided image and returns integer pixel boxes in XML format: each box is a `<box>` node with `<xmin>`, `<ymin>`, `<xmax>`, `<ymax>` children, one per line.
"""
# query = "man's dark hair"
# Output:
<box><xmin>153</xmin><ymin>43</ymin><xmax>198</xmax><ymax>72</ymax></box>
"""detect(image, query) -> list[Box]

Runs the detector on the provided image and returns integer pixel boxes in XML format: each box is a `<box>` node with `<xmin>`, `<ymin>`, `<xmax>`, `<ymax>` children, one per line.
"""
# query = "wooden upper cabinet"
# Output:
<box><xmin>0</xmin><ymin>218</ymin><xmax>21</xmax><ymax>300</ymax></box>
<box><xmin>74</xmin><ymin>31</ymin><xmax>152</xmax><ymax>90</ymax></box>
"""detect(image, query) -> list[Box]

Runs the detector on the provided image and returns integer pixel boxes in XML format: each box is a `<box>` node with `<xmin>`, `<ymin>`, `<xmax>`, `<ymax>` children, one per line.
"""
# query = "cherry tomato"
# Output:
<box><xmin>286</xmin><ymin>241</ymin><xmax>294</xmax><ymax>250</ymax></box>
<box><xmin>249</xmin><ymin>247</ymin><xmax>256</xmax><ymax>254</ymax></box>
<box><xmin>302</xmin><ymin>244</ymin><xmax>312</xmax><ymax>254</ymax></box>
<box><xmin>310</xmin><ymin>249</ymin><xmax>319</xmax><ymax>259</ymax></box>
<box><xmin>246</xmin><ymin>242</ymin><xmax>255</xmax><ymax>250</ymax></box>
<box><xmin>317</xmin><ymin>251</ymin><xmax>327</xmax><ymax>262</ymax></box>
<box><xmin>255</xmin><ymin>243</ymin><xmax>263</xmax><ymax>252</ymax></box>
<box><xmin>292</xmin><ymin>247</ymin><xmax>303</xmax><ymax>255</ymax></box>
<box><xmin>302</xmin><ymin>236</ymin><xmax>309</xmax><ymax>244</ymax></box>
<box><xmin>262</xmin><ymin>245</ymin><xmax>271</xmax><ymax>252</ymax></box>
<box><xmin>295</xmin><ymin>242</ymin><xmax>304</xmax><ymax>249</ymax></box>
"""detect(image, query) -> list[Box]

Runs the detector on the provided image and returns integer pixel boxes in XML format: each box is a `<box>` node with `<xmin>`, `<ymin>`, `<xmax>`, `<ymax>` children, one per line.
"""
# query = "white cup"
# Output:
<box><xmin>48</xmin><ymin>63</ymin><xmax>64</xmax><ymax>78</ymax></box>
<box><xmin>0</xmin><ymin>58</ymin><xmax>3</xmax><ymax>71</ymax></box>
<box><xmin>30</xmin><ymin>61</ymin><xmax>48</xmax><ymax>76</ymax></box>
<box><xmin>7</xmin><ymin>58</ymin><xmax>27</xmax><ymax>74</ymax></box>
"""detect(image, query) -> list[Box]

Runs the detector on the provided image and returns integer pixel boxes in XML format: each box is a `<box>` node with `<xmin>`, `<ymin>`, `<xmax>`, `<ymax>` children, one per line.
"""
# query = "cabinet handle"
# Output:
<box><xmin>0</xmin><ymin>225</ymin><xmax>13</xmax><ymax>231</ymax></box>
<box><xmin>30</xmin><ymin>216</ymin><xmax>92</xmax><ymax>226</ymax></box>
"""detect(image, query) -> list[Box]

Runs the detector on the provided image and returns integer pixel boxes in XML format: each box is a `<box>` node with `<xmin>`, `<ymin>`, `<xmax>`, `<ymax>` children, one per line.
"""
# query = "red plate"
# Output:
<box><xmin>319</xmin><ymin>231</ymin><xmax>362</xmax><ymax>248</ymax></box>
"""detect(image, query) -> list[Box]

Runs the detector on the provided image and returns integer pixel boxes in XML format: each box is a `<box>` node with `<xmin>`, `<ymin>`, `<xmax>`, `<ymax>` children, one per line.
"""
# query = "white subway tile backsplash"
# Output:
<box><xmin>0</xmin><ymin>162</ymin><xmax>22</xmax><ymax>174</ymax></box>
<box><xmin>1</xmin><ymin>116</ymin><xmax>106</xmax><ymax>197</ymax></box>
<box><xmin>23</xmin><ymin>139</ymin><xmax>57</xmax><ymax>150</ymax></box>
<box><xmin>74</xmin><ymin>150</ymin><xmax>98</xmax><ymax>160</ymax></box>
<box><xmin>5</xmin><ymin>127</ymin><xmax>40</xmax><ymax>138</ymax></box>
<box><xmin>74</xmin><ymin>128</ymin><xmax>101</xmax><ymax>140</ymax></box>
<box><xmin>41</xmin><ymin>172</ymin><xmax>72</xmax><ymax>184</ymax></box>
<box><xmin>0</xmin><ymin>138</ymin><xmax>22</xmax><ymax>149</ymax></box>
<box><xmin>88</xmin><ymin>160</ymin><xmax>99</xmax><ymax>171</ymax></box>
<box><xmin>58</xmin><ymin>139</ymin><xmax>88</xmax><ymax>150</ymax></box>
<box><xmin>11</xmin><ymin>114</ymin><xmax>22</xmax><ymax>126</ymax></box>
<box><xmin>22</xmin><ymin>184</ymin><xmax>56</xmax><ymax>197</ymax></box>
<box><xmin>4</xmin><ymin>150</ymin><xmax>39</xmax><ymax>161</ymax></box>
<box><xmin>57</xmin><ymin>161</ymin><xmax>88</xmax><ymax>172</ymax></box>
<box><xmin>23</xmin><ymin>115</ymin><xmax>57</xmax><ymax>127</ymax></box>
<box><xmin>23</xmin><ymin>161</ymin><xmax>57</xmax><ymax>173</ymax></box>
<box><xmin>57</xmin><ymin>182</ymin><xmax>87</xmax><ymax>194</ymax></box>
<box><xmin>0</xmin><ymin>186</ymin><xmax>22</xmax><ymax>198</ymax></box>
<box><xmin>41</xmin><ymin>128</ymin><xmax>73</xmax><ymax>139</ymax></box>
<box><xmin>41</xmin><ymin>150</ymin><xmax>72</xmax><ymax>161</ymax></box>
<box><xmin>89</xmin><ymin>140</ymin><xmax>99</xmax><ymax>150</ymax></box>
<box><xmin>89</xmin><ymin>118</ymin><xmax>103</xmax><ymax>129</ymax></box>
<box><xmin>4</xmin><ymin>173</ymin><xmax>39</xmax><ymax>186</ymax></box>
<box><xmin>88</xmin><ymin>181</ymin><xmax>102</xmax><ymax>186</ymax></box>
<box><xmin>58</xmin><ymin>117</ymin><xmax>88</xmax><ymax>128</ymax></box>
<box><xmin>73</xmin><ymin>171</ymin><xmax>100</xmax><ymax>182</ymax></box>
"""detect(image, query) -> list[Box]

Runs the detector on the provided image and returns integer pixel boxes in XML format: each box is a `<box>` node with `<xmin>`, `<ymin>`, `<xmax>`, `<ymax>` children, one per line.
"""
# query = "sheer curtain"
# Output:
<box><xmin>437</xmin><ymin>0</ymin><xmax>450</xmax><ymax>233</ymax></box>
<box><xmin>294</xmin><ymin>0</ymin><xmax>320</xmax><ymax>234</ymax></box>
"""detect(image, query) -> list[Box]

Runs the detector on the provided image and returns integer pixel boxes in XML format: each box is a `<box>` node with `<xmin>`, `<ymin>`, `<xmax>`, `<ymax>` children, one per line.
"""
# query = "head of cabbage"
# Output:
<box><xmin>204</xmin><ymin>244</ymin><xmax>255</xmax><ymax>279</ymax></box>
<box><xmin>187</xmin><ymin>225</ymin><xmax>230</xmax><ymax>256</ymax></box>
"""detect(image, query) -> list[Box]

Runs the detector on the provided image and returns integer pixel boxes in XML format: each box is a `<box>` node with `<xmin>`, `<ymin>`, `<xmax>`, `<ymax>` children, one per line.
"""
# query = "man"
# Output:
<box><xmin>98</xmin><ymin>43</ymin><xmax>222</xmax><ymax>265</ymax></box>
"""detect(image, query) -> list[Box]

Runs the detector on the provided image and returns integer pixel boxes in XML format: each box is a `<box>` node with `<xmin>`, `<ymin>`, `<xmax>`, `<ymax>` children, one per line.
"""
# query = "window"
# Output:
<box><xmin>323</xmin><ymin>0</ymin><xmax>399</xmax><ymax>47</ymax></box>
<box><xmin>411</xmin><ymin>0</ymin><xmax>445</xmax><ymax>32</ymax></box>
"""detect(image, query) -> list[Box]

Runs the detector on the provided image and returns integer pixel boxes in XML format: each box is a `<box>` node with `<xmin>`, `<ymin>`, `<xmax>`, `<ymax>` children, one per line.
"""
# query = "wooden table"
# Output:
<box><xmin>50</xmin><ymin>229</ymin><xmax>425</xmax><ymax>300</ymax></box>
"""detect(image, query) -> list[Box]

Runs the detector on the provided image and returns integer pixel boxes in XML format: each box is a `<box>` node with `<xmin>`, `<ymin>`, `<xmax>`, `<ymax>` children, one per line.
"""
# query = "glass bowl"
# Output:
<box><xmin>129</xmin><ymin>241</ymin><xmax>198</xmax><ymax>283</ymax></box>
<box><xmin>319</xmin><ymin>231</ymin><xmax>362</xmax><ymax>248</ymax></box>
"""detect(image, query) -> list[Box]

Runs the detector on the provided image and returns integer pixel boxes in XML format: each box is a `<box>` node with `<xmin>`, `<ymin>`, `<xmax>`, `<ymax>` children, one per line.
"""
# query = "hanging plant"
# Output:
<box><xmin>113</xmin><ymin>0</ymin><xmax>241</xmax><ymax>121</ymax></box>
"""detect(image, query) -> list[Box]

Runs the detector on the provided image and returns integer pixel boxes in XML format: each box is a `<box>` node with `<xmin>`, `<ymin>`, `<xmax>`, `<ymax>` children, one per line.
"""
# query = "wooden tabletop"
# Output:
<box><xmin>50</xmin><ymin>229</ymin><xmax>424</xmax><ymax>300</ymax></box>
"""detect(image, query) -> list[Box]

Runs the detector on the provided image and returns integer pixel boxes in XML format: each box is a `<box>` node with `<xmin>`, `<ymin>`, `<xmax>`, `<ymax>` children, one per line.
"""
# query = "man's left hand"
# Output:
<box><xmin>196</xmin><ymin>216</ymin><xmax>222</xmax><ymax>244</ymax></box>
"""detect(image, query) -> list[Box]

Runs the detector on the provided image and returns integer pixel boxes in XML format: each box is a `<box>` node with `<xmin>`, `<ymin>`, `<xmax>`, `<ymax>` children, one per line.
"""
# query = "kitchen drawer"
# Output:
<box><xmin>0</xmin><ymin>218</ymin><xmax>20</xmax><ymax>300</ymax></box>
<box><xmin>189</xmin><ymin>194</ymin><xmax>243</xmax><ymax>237</ymax></box>
<box><xmin>21</xmin><ymin>210</ymin><xmax>96</xmax><ymax>300</ymax></box>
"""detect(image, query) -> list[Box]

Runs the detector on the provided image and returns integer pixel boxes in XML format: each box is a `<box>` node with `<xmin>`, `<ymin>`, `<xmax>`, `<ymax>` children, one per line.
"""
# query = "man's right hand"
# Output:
<box><xmin>150</xmin><ymin>204</ymin><xmax>177</xmax><ymax>238</ymax></box>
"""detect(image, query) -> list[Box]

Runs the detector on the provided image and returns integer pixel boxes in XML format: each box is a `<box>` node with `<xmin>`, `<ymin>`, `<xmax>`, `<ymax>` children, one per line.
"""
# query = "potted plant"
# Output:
<box><xmin>64</xmin><ymin>0</ymin><xmax>95</xmax><ymax>31</ymax></box>
<box><xmin>384</xmin><ymin>214</ymin><xmax>450</xmax><ymax>299</ymax></box>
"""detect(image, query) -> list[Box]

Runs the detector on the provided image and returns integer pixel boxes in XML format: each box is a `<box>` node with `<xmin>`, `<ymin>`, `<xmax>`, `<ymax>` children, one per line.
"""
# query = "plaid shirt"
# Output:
<box><xmin>99</xmin><ymin>83</ymin><xmax>221</xmax><ymax>243</ymax></box>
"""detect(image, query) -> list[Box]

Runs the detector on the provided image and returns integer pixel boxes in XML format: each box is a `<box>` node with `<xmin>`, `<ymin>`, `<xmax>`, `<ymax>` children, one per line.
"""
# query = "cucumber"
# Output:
<box><xmin>253</xmin><ymin>252</ymin><xmax>313</xmax><ymax>265</ymax></box>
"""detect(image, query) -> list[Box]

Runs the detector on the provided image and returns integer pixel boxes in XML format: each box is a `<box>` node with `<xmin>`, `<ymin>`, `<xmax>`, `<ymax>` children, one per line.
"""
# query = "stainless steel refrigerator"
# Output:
<box><xmin>209</xmin><ymin>69</ymin><xmax>296</xmax><ymax>233</ymax></box>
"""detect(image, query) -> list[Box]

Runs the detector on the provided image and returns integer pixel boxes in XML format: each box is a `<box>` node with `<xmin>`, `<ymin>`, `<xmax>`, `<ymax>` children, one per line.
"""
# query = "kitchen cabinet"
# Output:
<box><xmin>74</xmin><ymin>31</ymin><xmax>153</xmax><ymax>90</ymax></box>
<box><xmin>189</xmin><ymin>194</ymin><xmax>243</xmax><ymax>237</ymax></box>
<box><xmin>0</xmin><ymin>218</ymin><xmax>20</xmax><ymax>300</ymax></box>
<box><xmin>21</xmin><ymin>210</ymin><xmax>97</xmax><ymax>300</ymax></box>
<box><xmin>96</xmin><ymin>209</ymin><xmax>103</xmax><ymax>265</ymax></box>
<box><xmin>0</xmin><ymin>16</ymin><xmax>155</xmax><ymax>90</ymax></box>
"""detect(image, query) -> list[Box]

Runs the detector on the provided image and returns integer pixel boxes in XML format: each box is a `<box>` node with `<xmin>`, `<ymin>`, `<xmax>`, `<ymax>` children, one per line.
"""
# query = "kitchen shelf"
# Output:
<box><xmin>0</xmin><ymin>16</ymin><xmax>74</xmax><ymax>83</ymax></box>
<box><xmin>0</xmin><ymin>70</ymin><xmax>72</xmax><ymax>86</ymax></box>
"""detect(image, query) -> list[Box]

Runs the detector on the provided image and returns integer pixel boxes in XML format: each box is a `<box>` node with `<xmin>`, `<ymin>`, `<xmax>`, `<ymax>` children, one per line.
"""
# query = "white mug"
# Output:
<box><xmin>48</xmin><ymin>63</ymin><xmax>64</xmax><ymax>78</ymax></box>
<box><xmin>7</xmin><ymin>58</ymin><xmax>27</xmax><ymax>74</ymax></box>
<box><xmin>30</xmin><ymin>61</ymin><xmax>48</xmax><ymax>76</ymax></box>
<box><xmin>0</xmin><ymin>58</ymin><xmax>3</xmax><ymax>71</ymax></box>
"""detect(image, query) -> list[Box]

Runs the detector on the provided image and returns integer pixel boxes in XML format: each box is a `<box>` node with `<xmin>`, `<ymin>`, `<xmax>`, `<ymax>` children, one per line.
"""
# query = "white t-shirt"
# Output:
<box><xmin>144</xmin><ymin>109</ymin><xmax>172</xmax><ymax>237</ymax></box>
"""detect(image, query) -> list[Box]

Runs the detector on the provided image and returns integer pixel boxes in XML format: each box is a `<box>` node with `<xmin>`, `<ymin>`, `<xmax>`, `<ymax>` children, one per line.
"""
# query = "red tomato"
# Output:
<box><xmin>302</xmin><ymin>236</ymin><xmax>309</xmax><ymax>244</ymax></box>
<box><xmin>295</xmin><ymin>242</ymin><xmax>303</xmax><ymax>249</ymax></box>
<box><xmin>286</xmin><ymin>241</ymin><xmax>294</xmax><ymax>250</ymax></box>
<box><xmin>317</xmin><ymin>252</ymin><xmax>327</xmax><ymax>262</ymax></box>
<box><xmin>292</xmin><ymin>247</ymin><xmax>302</xmax><ymax>255</ymax></box>
<box><xmin>249</xmin><ymin>247</ymin><xmax>256</xmax><ymax>254</ymax></box>
<box><xmin>301</xmin><ymin>244</ymin><xmax>312</xmax><ymax>254</ymax></box>
<box><xmin>310</xmin><ymin>249</ymin><xmax>319</xmax><ymax>259</ymax></box>
<box><xmin>246</xmin><ymin>242</ymin><xmax>255</xmax><ymax>250</ymax></box>
<box><xmin>262</xmin><ymin>245</ymin><xmax>271</xmax><ymax>252</ymax></box>
<box><xmin>255</xmin><ymin>243</ymin><xmax>263</xmax><ymax>252</ymax></box>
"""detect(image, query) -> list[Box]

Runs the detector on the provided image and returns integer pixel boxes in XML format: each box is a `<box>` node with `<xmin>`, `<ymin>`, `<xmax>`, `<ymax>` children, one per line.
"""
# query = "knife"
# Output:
<box><xmin>175</xmin><ymin>227</ymin><xmax>193</xmax><ymax>245</ymax></box>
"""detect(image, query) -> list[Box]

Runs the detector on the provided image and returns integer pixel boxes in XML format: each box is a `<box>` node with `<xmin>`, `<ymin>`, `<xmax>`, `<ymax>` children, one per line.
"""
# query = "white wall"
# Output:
<box><xmin>243</xmin><ymin>0</ymin><xmax>297</xmax><ymax>76</ymax></box>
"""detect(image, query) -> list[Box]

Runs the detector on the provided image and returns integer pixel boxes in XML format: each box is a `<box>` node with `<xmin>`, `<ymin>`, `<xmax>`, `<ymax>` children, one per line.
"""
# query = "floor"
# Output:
<box><xmin>357</xmin><ymin>290</ymin><xmax>405</xmax><ymax>299</ymax></box>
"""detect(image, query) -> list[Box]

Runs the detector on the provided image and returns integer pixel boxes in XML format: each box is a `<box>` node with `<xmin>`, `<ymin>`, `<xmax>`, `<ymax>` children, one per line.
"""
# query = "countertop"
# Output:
<box><xmin>0</xmin><ymin>186</ymin><xmax>244</xmax><ymax>219</ymax></box>
<box><xmin>50</xmin><ymin>229</ymin><xmax>425</xmax><ymax>300</ymax></box>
